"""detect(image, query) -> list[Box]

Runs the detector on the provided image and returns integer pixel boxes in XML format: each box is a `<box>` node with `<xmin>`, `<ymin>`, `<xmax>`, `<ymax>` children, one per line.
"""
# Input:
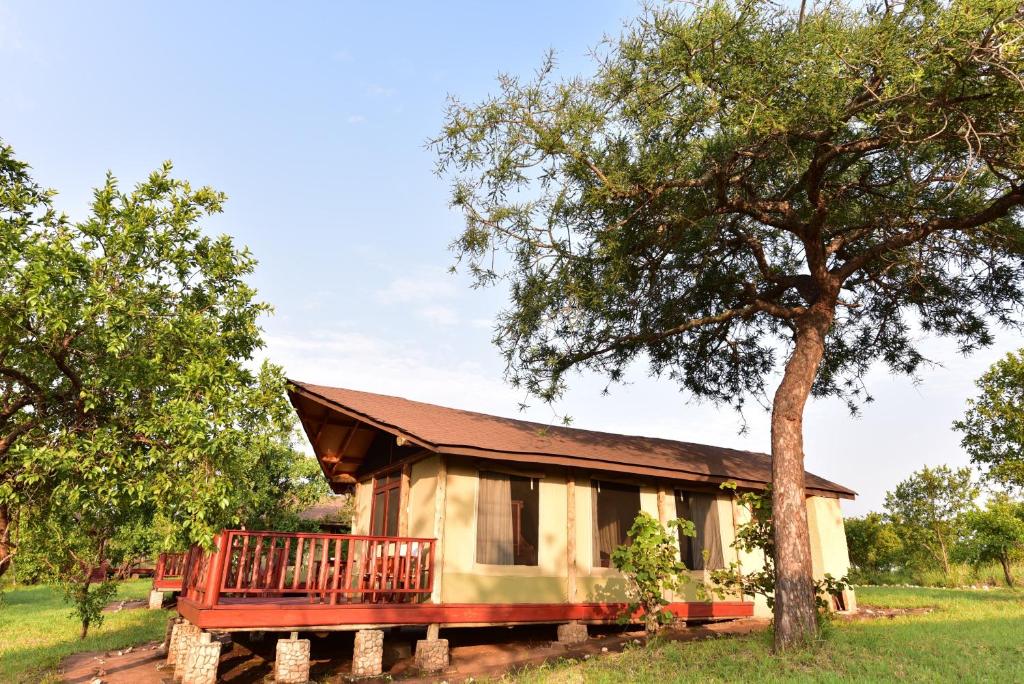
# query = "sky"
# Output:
<box><xmin>2</xmin><ymin>1</ymin><xmax>1021</xmax><ymax>516</ymax></box>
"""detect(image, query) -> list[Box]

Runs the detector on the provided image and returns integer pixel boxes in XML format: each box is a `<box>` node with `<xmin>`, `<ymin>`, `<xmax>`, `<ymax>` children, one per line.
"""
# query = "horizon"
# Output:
<box><xmin>3</xmin><ymin>0</ymin><xmax>1021</xmax><ymax>516</ymax></box>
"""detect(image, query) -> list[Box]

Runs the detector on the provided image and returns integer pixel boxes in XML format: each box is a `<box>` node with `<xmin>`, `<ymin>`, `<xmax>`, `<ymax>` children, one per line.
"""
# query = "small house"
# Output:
<box><xmin>169</xmin><ymin>381</ymin><xmax>856</xmax><ymax>675</ymax></box>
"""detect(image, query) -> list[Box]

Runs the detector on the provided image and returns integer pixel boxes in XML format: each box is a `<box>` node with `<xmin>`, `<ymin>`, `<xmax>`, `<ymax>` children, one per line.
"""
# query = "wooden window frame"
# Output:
<box><xmin>369</xmin><ymin>467</ymin><xmax>402</xmax><ymax>537</ymax></box>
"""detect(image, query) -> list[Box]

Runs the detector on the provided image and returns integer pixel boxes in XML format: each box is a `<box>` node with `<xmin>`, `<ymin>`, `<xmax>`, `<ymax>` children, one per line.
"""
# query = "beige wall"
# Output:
<box><xmin>354</xmin><ymin>455</ymin><xmax>855</xmax><ymax>613</ymax></box>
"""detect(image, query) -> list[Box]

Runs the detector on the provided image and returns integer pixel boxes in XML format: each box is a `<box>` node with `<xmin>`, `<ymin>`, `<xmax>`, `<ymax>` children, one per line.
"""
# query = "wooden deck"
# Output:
<box><xmin>153</xmin><ymin>552</ymin><xmax>185</xmax><ymax>592</ymax></box>
<box><xmin>176</xmin><ymin>529</ymin><xmax>752</xmax><ymax>630</ymax></box>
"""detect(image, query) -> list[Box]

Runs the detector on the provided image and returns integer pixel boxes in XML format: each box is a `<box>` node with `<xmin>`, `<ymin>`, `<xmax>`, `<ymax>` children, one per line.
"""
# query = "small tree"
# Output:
<box><xmin>957</xmin><ymin>498</ymin><xmax>1024</xmax><ymax>588</ymax></box>
<box><xmin>884</xmin><ymin>465</ymin><xmax>977</xmax><ymax>576</ymax></box>
<box><xmin>844</xmin><ymin>512</ymin><xmax>904</xmax><ymax>576</ymax></box>
<box><xmin>435</xmin><ymin>0</ymin><xmax>1024</xmax><ymax>650</ymax></box>
<box><xmin>954</xmin><ymin>350</ymin><xmax>1024</xmax><ymax>494</ymax></box>
<box><xmin>611</xmin><ymin>512</ymin><xmax>695</xmax><ymax>634</ymax></box>
<box><xmin>708</xmin><ymin>486</ymin><xmax>848</xmax><ymax>618</ymax></box>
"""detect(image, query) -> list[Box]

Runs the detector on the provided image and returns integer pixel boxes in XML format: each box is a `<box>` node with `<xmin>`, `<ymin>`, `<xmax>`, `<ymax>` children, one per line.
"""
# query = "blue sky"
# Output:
<box><xmin>2</xmin><ymin>0</ymin><xmax>1020</xmax><ymax>515</ymax></box>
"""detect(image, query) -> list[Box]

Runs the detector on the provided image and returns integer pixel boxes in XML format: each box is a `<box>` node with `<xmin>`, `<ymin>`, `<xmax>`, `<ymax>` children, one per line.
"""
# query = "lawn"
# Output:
<box><xmin>0</xmin><ymin>579</ymin><xmax>169</xmax><ymax>683</ymax></box>
<box><xmin>509</xmin><ymin>586</ymin><xmax>1024</xmax><ymax>683</ymax></box>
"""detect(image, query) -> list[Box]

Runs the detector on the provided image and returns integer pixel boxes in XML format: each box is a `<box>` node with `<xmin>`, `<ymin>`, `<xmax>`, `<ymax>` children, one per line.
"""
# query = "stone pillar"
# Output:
<box><xmin>149</xmin><ymin>589</ymin><xmax>165</xmax><ymax>609</ymax></box>
<box><xmin>274</xmin><ymin>636</ymin><xmax>311</xmax><ymax>683</ymax></box>
<box><xmin>167</xmin><ymin>620</ymin><xmax>201</xmax><ymax>667</ymax></box>
<box><xmin>414</xmin><ymin>638</ymin><xmax>449</xmax><ymax>673</ymax></box>
<box><xmin>172</xmin><ymin>623</ymin><xmax>204</xmax><ymax>681</ymax></box>
<box><xmin>160</xmin><ymin>616</ymin><xmax>182</xmax><ymax>654</ymax></box>
<box><xmin>351</xmin><ymin>629</ymin><xmax>384</xmax><ymax>677</ymax></box>
<box><xmin>557</xmin><ymin>622</ymin><xmax>589</xmax><ymax>644</ymax></box>
<box><xmin>179</xmin><ymin>632</ymin><xmax>221</xmax><ymax>684</ymax></box>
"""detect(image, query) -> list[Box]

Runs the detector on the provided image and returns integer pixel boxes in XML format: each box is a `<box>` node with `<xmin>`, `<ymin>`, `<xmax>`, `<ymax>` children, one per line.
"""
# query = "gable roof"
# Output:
<box><xmin>288</xmin><ymin>380</ymin><xmax>855</xmax><ymax>499</ymax></box>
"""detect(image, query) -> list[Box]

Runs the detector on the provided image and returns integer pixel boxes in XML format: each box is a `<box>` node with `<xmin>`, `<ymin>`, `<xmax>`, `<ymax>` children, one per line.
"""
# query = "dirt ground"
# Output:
<box><xmin>60</xmin><ymin>616</ymin><xmax>771</xmax><ymax>683</ymax></box>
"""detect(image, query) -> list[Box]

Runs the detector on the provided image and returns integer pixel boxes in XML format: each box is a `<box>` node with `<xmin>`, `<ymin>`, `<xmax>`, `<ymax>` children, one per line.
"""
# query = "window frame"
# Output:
<box><xmin>369</xmin><ymin>468</ymin><xmax>402</xmax><ymax>537</ymax></box>
<box><xmin>474</xmin><ymin>469</ymin><xmax>541</xmax><ymax>567</ymax></box>
<box><xmin>591</xmin><ymin>479</ymin><xmax>642</xmax><ymax>569</ymax></box>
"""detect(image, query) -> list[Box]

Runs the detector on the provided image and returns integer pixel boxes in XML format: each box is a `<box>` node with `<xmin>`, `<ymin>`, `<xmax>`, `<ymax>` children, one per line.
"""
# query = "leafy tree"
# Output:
<box><xmin>0</xmin><ymin>138</ymin><xmax>283</xmax><ymax>579</ymax></box>
<box><xmin>611</xmin><ymin>512</ymin><xmax>695</xmax><ymax>634</ymax></box>
<box><xmin>844</xmin><ymin>512</ymin><xmax>904</xmax><ymax>575</ymax></box>
<box><xmin>956</xmin><ymin>497</ymin><xmax>1024</xmax><ymax>587</ymax></box>
<box><xmin>884</xmin><ymin>465</ymin><xmax>978</xmax><ymax>576</ymax></box>
<box><xmin>433</xmin><ymin>0</ymin><xmax>1024</xmax><ymax>648</ymax></box>
<box><xmin>954</xmin><ymin>350</ymin><xmax>1024</xmax><ymax>493</ymax></box>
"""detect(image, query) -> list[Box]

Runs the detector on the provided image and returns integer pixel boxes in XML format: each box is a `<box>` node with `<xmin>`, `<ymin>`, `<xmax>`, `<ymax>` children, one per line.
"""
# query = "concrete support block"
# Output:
<box><xmin>179</xmin><ymin>632</ymin><xmax>221</xmax><ymax>684</ymax></box>
<box><xmin>351</xmin><ymin>629</ymin><xmax>384</xmax><ymax>677</ymax></box>
<box><xmin>274</xmin><ymin>637</ymin><xmax>311</xmax><ymax>683</ymax></box>
<box><xmin>414</xmin><ymin>638</ymin><xmax>450</xmax><ymax>673</ymax></box>
<box><xmin>149</xmin><ymin>589</ymin><xmax>165</xmax><ymax>610</ymax></box>
<box><xmin>167</xmin><ymin>620</ymin><xmax>201</xmax><ymax>667</ymax></box>
<box><xmin>557</xmin><ymin>622</ymin><xmax>589</xmax><ymax>644</ymax></box>
<box><xmin>172</xmin><ymin>624</ymin><xmax>204</xmax><ymax>681</ymax></box>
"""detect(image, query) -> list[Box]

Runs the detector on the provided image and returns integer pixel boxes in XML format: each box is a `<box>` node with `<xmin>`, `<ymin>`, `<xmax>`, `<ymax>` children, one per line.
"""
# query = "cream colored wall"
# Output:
<box><xmin>440</xmin><ymin>457</ymin><xmax>570</xmax><ymax>604</ymax></box>
<box><xmin>408</xmin><ymin>456</ymin><xmax>439</xmax><ymax>538</ymax></box>
<box><xmin>373</xmin><ymin>454</ymin><xmax>854</xmax><ymax>613</ymax></box>
<box><xmin>352</xmin><ymin>478</ymin><xmax>373</xmax><ymax>536</ymax></box>
<box><xmin>807</xmin><ymin>495</ymin><xmax>857</xmax><ymax>612</ymax></box>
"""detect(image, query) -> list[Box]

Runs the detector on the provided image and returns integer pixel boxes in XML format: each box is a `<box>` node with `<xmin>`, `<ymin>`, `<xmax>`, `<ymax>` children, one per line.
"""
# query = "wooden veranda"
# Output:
<box><xmin>175</xmin><ymin>529</ymin><xmax>751</xmax><ymax>631</ymax></box>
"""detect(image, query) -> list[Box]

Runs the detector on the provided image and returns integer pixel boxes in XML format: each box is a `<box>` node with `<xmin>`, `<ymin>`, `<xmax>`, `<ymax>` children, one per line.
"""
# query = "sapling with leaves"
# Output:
<box><xmin>611</xmin><ymin>512</ymin><xmax>696</xmax><ymax>634</ymax></box>
<box><xmin>707</xmin><ymin>484</ymin><xmax>848</xmax><ymax>616</ymax></box>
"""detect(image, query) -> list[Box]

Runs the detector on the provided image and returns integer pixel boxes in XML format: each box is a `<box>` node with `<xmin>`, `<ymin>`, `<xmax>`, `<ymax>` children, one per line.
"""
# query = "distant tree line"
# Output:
<box><xmin>846</xmin><ymin>350</ymin><xmax>1024</xmax><ymax>588</ymax></box>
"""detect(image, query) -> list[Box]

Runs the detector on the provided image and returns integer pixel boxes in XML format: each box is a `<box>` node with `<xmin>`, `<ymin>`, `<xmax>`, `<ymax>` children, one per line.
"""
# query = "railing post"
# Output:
<box><xmin>204</xmin><ymin>531</ymin><xmax>230</xmax><ymax>608</ymax></box>
<box><xmin>155</xmin><ymin>553</ymin><xmax>166</xmax><ymax>582</ymax></box>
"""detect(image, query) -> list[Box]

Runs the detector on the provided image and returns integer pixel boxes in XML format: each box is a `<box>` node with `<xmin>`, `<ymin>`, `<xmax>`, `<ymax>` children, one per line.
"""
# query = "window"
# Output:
<box><xmin>476</xmin><ymin>471</ymin><xmax>539</xmax><ymax>566</ymax></box>
<box><xmin>674</xmin><ymin>490</ymin><xmax>725</xmax><ymax>570</ymax></box>
<box><xmin>592</xmin><ymin>480</ymin><xmax>641</xmax><ymax>568</ymax></box>
<box><xmin>370</xmin><ymin>470</ymin><xmax>402</xmax><ymax>536</ymax></box>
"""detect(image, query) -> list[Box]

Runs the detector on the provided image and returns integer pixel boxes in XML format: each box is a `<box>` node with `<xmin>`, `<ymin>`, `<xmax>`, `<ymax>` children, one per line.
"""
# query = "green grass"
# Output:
<box><xmin>507</xmin><ymin>587</ymin><xmax>1024</xmax><ymax>683</ymax></box>
<box><xmin>0</xmin><ymin>579</ymin><xmax>169</xmax><ymax>683</ymax></box>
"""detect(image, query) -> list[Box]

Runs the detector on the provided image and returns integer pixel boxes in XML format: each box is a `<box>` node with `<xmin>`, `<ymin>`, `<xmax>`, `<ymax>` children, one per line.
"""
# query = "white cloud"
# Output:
<box><xmin>346</xmin><ymin>114</ymin><xmax>366</xmax><ymax>125</ymax></box>
<box><xmin>375</xmin><ymin>274</ymin><xmax>457</xmax><ymax>304</ymax></box>
<box><xmin>367</xmin><ymin>84</ymin><xmax>397</xmax><ymax>97</ymax></box>
<box><xmin>417</xmin><ymin>305</ymin><xmax>459</xmax><ymax>326</ymax></box>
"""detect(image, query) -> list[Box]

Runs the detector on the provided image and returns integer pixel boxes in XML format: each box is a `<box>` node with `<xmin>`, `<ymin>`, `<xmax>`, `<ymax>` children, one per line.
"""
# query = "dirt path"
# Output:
<box><xmin>60</xmin><ymin>618</ymin><xmax>772</xmax><ymax>683</ymax></box>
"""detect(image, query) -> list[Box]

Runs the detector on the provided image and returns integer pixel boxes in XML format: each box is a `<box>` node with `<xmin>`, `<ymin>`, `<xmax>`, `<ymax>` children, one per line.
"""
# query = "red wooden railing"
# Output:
<box><xmin>180</xmin><ymin>530</ymin><xmax>435</xmax><ymax>608</ymax></box>
<box><xmin>156</xmin><ymin>552</ymin><xmax>186</xmax><ymax>580</ymax></box>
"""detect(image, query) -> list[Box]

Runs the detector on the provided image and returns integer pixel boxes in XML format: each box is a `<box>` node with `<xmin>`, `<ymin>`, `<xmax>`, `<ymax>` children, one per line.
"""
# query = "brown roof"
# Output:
<box><xmin>289</xmin><ymin>380</ymin><xmax>855</xmax><ymax>499</ymax></box>
<box><xmin>298</xmin><ymin>496</ymin><xmax>350</xmax><ymax>522</ymax></box>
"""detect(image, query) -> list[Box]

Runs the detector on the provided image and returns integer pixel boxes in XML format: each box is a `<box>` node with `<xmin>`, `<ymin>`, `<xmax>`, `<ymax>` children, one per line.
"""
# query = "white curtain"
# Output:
<box><xmin>476</xmin><ymin>472</ymin><xmax>514</xmax><ymax>565</ymax></box>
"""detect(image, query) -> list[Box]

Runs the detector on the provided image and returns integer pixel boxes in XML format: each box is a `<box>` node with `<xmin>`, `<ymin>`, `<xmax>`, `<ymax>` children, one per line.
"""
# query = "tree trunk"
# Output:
<box><xmin>0</xmin><ymin>503</ymin><xmax>12</xmax><ymax>579</ymax></box>
<box><xmin>770</xmin><ymin>305</ymin><xmax>833</xmax><ymax>652</ymax></box>
<box><xmin>1000</xmin><ymin>555</ymin><xmax>1014</xmax><ymax>588</ymax></box>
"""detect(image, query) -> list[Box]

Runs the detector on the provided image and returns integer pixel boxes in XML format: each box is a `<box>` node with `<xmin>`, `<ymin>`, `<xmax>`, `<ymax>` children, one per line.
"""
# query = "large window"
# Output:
<box><xmin>592</xmin><ymin>480</ymin><xmax>641</xmax><ymax>568</ymax></box>
<box><xmin>476</xmin><ymin>471</ymin><xmax>539</xmax><ymax>566</ymax></box>
<box><xmin>370</xmin><ymin>470</ymin><xmax>401</xmax><ymax>537</ymax></box>
<box><xmin>674</xmin><ymin>490</ymin><xmax>725</xmax><ymax>570</ymax></box>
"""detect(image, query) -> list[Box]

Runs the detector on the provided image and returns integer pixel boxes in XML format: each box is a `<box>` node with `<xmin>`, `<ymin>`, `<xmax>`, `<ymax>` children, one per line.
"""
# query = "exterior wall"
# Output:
<box><xmin>440</xmin><ymin>457</ymin><xmax>569</xmax><ymax>604</ymax></box>
<box><xmin>807</xmin><ymin>495</ymin><xmax>857</xmax><ymax>612</ymax></box>
<box><xmin>356</xmin><ymin>454</ymin><xmax>854</xmax><ymax>615</ymax></box>
<box><xmin>352</xmin><ymin>476</ymin><xmax>373</xmax><ymax>536</ymax></box>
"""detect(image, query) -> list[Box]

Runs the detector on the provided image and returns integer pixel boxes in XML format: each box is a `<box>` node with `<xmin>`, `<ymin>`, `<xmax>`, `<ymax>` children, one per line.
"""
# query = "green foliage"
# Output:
<box><xmin>434</xmin><ymin>0</ymin><xmax>1024</xmax><ymax>411</ymax></box>
<box><xmin>955</xmin><ymin>498</ymin><xmax>1024</xmax><ymax>587</ymax></box>
<box><xmin>708</xmin><ymin>485</ymin><xmax>848</xmax><ymax>613</ymax></box>
<box><xmin>954</xmin><ymin>349</ymin><xmax>1024</xmax><ymax>493</ymax></box>
<box><xmin>610</xmin><ymin>512</ymin><xmax>695</xmax><ymax>633</ymax></box>
<box><xmin>0</xmin><ymin>138</ymin><xmax>301</xmax><ymax>583</ymax></box>
<box><xmin>883</xmin><ymin>465</ymin><xmax>978</xmax><ymax>575</ymax></box>
<box><xmin>844</xmin><ymin>512</ymin><xmax>904</xmax><ymax>574</ymax></box>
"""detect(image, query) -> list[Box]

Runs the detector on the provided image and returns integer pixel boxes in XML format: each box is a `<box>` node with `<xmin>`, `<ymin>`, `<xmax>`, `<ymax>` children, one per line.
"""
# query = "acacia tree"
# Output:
<box><xmin>0</xmin><ymin>139</ymin><xmax>284</xmax><ymax>578</ymax></box>
<box><xmin>883</xmin><ymin>465</ymin><xmax>978</xmax><ymax>575</ymax></box>
<box><xmin>434</xmin><ymin>0</ymin><xmax>1024</xmax><ymax>648</ymax></box>
<box><xmin>954</xmin><ymin>349</ymin><xmax>1024</xmax><ymax>493</ymax></box>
